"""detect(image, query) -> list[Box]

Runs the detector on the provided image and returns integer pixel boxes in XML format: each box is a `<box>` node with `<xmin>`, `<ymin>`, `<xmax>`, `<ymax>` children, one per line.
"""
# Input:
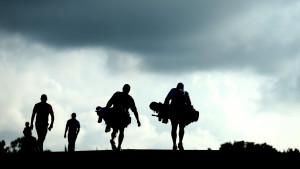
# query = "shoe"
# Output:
<box><xmin>117</xmin><ymin>146</ymin><xmax>122</xmax><ymax>151</ymax></box>
<box><xmin>173</xmin><ymin>145</ymin><xmax>177</xmax><ymax>150</ymax></box>
<box><xmin>110</xmin><ymin>139</ymin><xmax>117</xmax><ymax>150</ymax></box>
<box><xmin>178</xmin><ymin>142</ymin><xmax>184</xmax><ymax>151</ymax></box>
<box><xmin>105</xmin><ymin>125</ymin><xmax>111</xmax><ymax>133</ymax></box>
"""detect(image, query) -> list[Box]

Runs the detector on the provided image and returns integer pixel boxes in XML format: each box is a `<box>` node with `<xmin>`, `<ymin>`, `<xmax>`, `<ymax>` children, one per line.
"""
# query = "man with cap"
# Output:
<box><xmin>64</xmin><ymin>112</ymin><xmax>80</xmax><ymax>152</ymax></box>
<box><xmin>164</xmin><ymin>82</ymin><xmax>192</xmax><ymax>150</ymax></box>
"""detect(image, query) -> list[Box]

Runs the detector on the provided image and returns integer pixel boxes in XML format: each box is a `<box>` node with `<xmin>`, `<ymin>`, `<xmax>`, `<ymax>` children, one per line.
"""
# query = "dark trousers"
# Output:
<box><xmin>36</xmin><ymin>124</ymin><xmax>48</xmax><ymax>152</ymax></box>
<box><xmin>68</xmin><ymin>133</ymin><xmax>77</xmax><ymax>152</ymax></box>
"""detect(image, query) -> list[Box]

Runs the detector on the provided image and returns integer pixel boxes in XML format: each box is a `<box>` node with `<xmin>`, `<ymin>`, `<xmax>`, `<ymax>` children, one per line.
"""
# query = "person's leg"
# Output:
<box><xmin>36</xmin><ymin>125</ymin><xmax>48</xmax><ymax>152</ymax></box>
<box><xmin>68</xmin><ymin>135</ymin><xmax>72</xmax><ymax>152</ymax></box>
<box><xmin>68</xmin><ymin>134</ymin><xmax>76</xmax><ymax>152</ymax></box>
<box><xmin>171</xmin><ymin>120</ymin><xmax>178</xmax><ymax>150</ymax></box>
<box><xmin>110</xmin><ymin>128</ymin><xmax>118</xmax><ymax>150</ymax></box>
<box><xmin>178</xmin><ymin>124</ymin><xmax>185</xmax><ymax>150</ymax></box>
<box><xmin>117</xmin><ymin>128</ymin><xmax>124</xmax><ymax>151</ymax></box>
<box><xmin>73</xmin><ymin>134</ymin><xmax>78</xmax><ymax>151</ymax></box>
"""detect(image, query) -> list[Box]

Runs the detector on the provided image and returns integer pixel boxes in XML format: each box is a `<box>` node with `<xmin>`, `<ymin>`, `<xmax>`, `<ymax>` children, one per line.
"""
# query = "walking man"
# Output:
<box><xmin>105</xmin><ymin>84</ymin><xmax>141</xmax><ymax>151</ymax></box>
<box><xmin>164</xmin><ymin>82</ymin><xmax>193</xmax><ymax>150</ymax></box>
<box><xmin>30</xmin><ymin>94</ymin><xmax>54</xmax><ymax>152</ymax></box>
<box><xmin>64</xmin><ymin>112</ymin><xmax>80</xmax><ymax>152</ymax></box>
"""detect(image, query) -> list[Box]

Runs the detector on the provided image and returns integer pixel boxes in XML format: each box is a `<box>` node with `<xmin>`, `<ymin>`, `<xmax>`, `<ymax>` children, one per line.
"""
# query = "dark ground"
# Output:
<box><xmin>1</xmin><ymin>149</ymin><xmax>300</xmax><ymax>167</ymax></box>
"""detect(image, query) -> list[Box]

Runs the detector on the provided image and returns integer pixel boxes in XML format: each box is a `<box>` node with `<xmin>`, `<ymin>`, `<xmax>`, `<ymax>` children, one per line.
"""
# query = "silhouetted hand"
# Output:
<box><xmin>30</xmin><ymin>124</ymin><xmax>34</xmax><ymax>130</ymax></box>
<box><xmin>48</xmin><ymin>124</ymin><xmax>53</xmax><ymax>131</ymax></box>
<box><xmin>137</xmin><ymin>120</ymin><xmax>141</xmax><ymax>127</ymax></box>
<box><xmin>64</xmin><ymin>134</ymin><xmax>66</xmax><ymax>138</ymax></box>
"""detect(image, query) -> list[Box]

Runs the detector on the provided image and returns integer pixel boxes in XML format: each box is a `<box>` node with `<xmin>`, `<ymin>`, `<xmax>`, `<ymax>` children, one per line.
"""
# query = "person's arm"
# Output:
<box><xmin>48</xmin><ymin>105</ymin><xmax>54</xmax><ymax>131</ymax></box>
<box><xmin>185</xmin><ymin>91</ymin><xmax>192</xmax><ymax>106</ymax></box>
<box><xmin>164</xmin><ymin>89</ymin><xmax>174</xmax><ymax>105</ymax></box>
<box><xmin>30</xmin><ymin>105</ymin><xmax>37</xmax><ymax>130</ymax></box>
<box><xmin>132</xmin><ymin>109</ymin><xmax>141</xmax><ymax>127</ymax></box>
<box><xmin>130</xmin><ymin>98</ymin><xmax>141</xmax><ymax>127</ymax></box>
<box><xmin>76</xmin><ymin>122</ymin><xmax>80</xmax><ymax>135</ymax></box>
<box><xmin>106</xmin><ymin>93</ymin><xmax>116</xmax><ymax>108</ymax></box>
<box><xmin>64</xmin><ymin>122</ymin><xmax>68</xmax><ymax>138</ymax></box>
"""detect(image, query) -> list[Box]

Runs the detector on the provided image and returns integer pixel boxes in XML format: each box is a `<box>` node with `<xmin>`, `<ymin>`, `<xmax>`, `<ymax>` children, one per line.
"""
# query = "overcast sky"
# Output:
<box><xmin>1</xmin><ymin>0</ymin><xmax>300</xmax><ymax>151</ymax></box>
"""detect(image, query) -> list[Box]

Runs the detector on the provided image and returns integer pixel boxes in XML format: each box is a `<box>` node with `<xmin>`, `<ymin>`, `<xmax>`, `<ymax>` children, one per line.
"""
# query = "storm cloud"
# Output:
<box><xmin>1</xmin><ymin>0</ymin><xmax>300</xmax><ymax>73</ymax></box>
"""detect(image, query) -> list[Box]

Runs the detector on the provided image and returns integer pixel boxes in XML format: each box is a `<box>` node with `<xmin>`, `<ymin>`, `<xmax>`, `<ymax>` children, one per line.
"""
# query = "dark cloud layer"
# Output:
<box><xmin>1</xmin><ymin>0</ymin><xmax>299</xmax><ymax>73</ymax></box>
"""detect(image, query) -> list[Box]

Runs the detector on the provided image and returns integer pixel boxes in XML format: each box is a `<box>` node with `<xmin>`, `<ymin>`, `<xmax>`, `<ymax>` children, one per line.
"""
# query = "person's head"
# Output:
<box><xmin>122</xmin><ymin>84</ymin><xmax>131</xmax><ymax>94</ymax></box>
<box><xmin>41</xmin><ymin>94</ymin><xmax>47</xmax><ymax>102</ymax></box>
<box><xmin>71</xmin><ymin>113</ymin><xmax>76</xmax><ymax>119</ymax></box>
<box><xmin>176</xmin><ymin>82</ymin><xmax>184</xmax><ymax>90</ymax></box>
<box><xmin>25</xmin><ymin>122</ymin><xmax>29</xmax><ymax>127</ymax></box>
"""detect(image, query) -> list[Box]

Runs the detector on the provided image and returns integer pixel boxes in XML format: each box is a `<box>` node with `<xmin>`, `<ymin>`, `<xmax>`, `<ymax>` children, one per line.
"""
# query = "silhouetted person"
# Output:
<box><xmin>21</xmin><ymin>122</ymin><xmax>37</xmax><ymax>152</ymax></box>
<box><xmin>30</xmin><ymin>94</ymin><xmax>54</xmax><ymax>152</ymax></box>
<box><xmin>23</xmin><ymin>122</ymin><xmax>32</xmax><ymax>138</ymax></box>
<box><xmin>105</xmin><ymin>84</ymin><xmax>141</xmax><ymax>151</ymax></box>
<box><xmin>64</xmin><ymin>112</ymin><xmax>80</xmax><ymax>152</ymax></box>
<box><xmin>164</xmin><ymin>82</ymin><xmax>192</xmax><ymax>150</ymax></box>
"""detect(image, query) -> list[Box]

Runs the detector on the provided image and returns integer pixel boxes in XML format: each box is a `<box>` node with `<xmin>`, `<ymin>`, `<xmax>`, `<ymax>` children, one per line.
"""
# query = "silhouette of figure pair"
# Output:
<box><xmin>30</xmin><ymin>94</ymin><xmax>81</xmax><ymax>152</ymax></box>
<box><xmin>100</xmin><ymin>82</ymin><xmax>195</xmax><ymax>151</ymax></box>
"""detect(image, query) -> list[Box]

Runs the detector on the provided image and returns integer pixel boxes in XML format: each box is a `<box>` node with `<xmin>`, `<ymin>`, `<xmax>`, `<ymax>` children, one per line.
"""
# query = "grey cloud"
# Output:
<box><xmin>1</xmin><ymin>0</ymin><xmax>299</xmax><ymax>74</ymax></box>
<box><xmin>0</xmin><ymin>1</ymin><xmax>230</xmax><ymax>45</ymax></box>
